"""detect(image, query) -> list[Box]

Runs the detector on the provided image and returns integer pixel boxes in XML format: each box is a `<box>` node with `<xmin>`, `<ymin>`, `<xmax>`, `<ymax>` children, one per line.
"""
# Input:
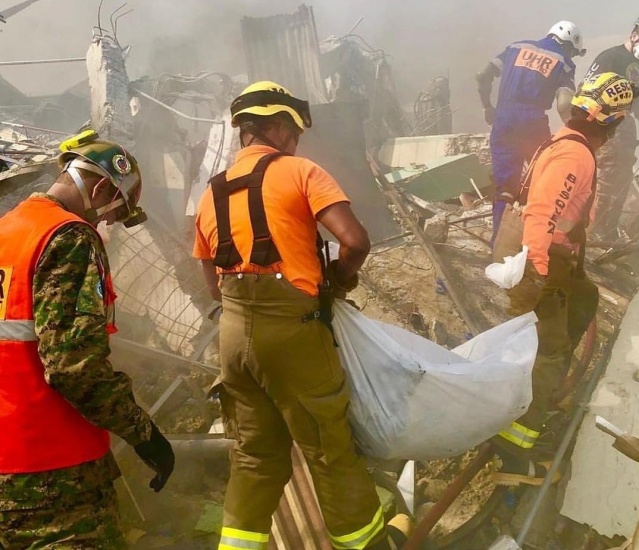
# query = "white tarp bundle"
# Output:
<box><xmin>333</xmin><ymin>301</ymin><xmax>537</xmax><ymax>460</ymax></box>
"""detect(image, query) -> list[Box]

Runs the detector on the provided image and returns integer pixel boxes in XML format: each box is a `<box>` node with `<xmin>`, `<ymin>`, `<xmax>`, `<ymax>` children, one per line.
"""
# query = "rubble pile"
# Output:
<box><xmin>3</xmin><ymin>3</ymin><xmax>639</xmax><ymax>549</ymax></box>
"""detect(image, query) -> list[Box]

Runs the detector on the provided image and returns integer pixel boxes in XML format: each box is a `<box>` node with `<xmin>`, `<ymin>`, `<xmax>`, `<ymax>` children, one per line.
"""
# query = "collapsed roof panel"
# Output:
<box><xmin>241</xmin><ymin>4</ymin><xmax>328</xmax><ymax>104</ymax></box>
<box><xmin>385</xmin><ymin>153</ymin><xmax>491</xmax><ymax>203</ymax></box>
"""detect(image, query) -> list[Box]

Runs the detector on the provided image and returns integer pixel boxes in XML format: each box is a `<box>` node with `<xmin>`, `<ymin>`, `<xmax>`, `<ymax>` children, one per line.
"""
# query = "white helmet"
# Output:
<box><xmin>548</xmin><ymin>20</ymin><xmax>586</xmax><ymax>57</ymax></box>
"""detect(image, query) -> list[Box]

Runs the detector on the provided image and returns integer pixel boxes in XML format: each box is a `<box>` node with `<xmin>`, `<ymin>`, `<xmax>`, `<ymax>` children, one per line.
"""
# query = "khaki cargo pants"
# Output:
<box><xmin>216</xmin><ymin>274</ymin><xmax>383</xmax><ymax>548</ymax></box>
<box><xmin>495</xmin><ymin>246</ymin><xmax>599</xmax><ymax>457</ymax></box>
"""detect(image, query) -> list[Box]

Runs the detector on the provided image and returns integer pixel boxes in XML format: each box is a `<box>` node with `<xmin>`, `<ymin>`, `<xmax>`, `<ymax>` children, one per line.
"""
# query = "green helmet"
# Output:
<box><xmin>58</xmin><ymin>131</ymin><xmax>145</xmax><ymax>227</ymax></box>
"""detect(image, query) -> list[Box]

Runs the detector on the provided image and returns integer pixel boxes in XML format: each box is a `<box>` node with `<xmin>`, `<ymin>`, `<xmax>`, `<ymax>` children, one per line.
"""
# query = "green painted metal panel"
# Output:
<box><xmin>384</xmin><ymin>153</ymin><xmax>491</xmax><ymax>202</ymax></box>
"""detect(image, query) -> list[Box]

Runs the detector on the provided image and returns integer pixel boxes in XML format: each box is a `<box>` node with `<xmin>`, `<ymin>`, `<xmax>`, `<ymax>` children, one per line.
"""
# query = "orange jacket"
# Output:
<box><xmin>0</xmin><ymin>198</ymin><xmax>111</xmax><ymax>473</ymax></box>
<box><xmin>522</xmin><ymin>128</ymin><xmax>596</xmax><ymax>275</ymax></box>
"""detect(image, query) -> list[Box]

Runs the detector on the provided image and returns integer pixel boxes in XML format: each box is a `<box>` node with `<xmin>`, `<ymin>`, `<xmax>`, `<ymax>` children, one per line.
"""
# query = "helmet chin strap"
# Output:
<box><xmin>241</xmin><ymin>124</ymin><xmax>298</xmax><ymax>152</ymax></box>
<box><xmin>65</xmin><ymin>160</ymin><xmax>126</xmax><ymax>223</ymax></box>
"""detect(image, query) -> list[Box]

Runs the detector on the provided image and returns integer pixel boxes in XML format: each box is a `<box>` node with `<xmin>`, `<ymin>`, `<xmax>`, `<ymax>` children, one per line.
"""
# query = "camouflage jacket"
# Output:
<box><xmin>0</xmin><ymin>194</ymin><xmax>152</xmax><ymax>508</ymax></box>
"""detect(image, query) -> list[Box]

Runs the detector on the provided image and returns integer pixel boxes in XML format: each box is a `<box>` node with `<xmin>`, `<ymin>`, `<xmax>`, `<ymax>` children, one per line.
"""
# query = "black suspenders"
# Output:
<box><xmin>209</xmin><ymin>152</ymin><xmax>289</xmax><ymax>269</ymax></box>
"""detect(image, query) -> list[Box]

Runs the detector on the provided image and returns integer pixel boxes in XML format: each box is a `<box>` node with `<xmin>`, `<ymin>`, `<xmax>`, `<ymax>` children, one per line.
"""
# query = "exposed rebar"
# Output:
<box><xmin>0</xmin><ymin>57</ymin><xmax>85</xmax><ymax>66</ymax></box>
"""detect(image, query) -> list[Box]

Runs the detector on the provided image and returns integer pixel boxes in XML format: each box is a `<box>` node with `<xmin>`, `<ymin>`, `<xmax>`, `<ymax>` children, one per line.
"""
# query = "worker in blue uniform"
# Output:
<box><xmin>476</xmin><ymin>21</ymin><xmax>586</xmax><ymax>245</ymax></box>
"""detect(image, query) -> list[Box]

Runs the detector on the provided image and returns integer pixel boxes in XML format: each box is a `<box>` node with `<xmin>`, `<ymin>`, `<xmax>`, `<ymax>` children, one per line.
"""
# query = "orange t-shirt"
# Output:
<box><xmin>522</xmin><ymin>127</ymin><xmax>596</xmax><ymax>275</ymax></box>
<box><xmin>192</xmin><ymin>145</ymin><xmax>349</xmax><ymax>297</ymax></box>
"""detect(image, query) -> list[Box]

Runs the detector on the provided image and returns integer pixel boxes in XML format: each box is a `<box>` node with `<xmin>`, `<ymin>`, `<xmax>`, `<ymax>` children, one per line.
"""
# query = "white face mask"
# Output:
<box><xmin>633</xmin><ymin>42</ymin><xmax>639</xmax><ymax>60</ymax></box>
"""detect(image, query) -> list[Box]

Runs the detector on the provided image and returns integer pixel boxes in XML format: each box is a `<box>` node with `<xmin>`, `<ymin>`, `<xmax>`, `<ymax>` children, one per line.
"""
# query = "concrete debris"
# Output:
<box><xmin>414</xmin><ymin>76</ymin><xmax>453</xmax><ymax>136</ymax></box>
<box><xmin>428</xmin><ymin>319</ymin><xmax>449</xmax><ymax>346</ymax></box>
<box><xmin>561</xmin><ymin>293</ymin><xmax>639</xmax><ymax>539</ymax></box>
<box><xmin>86</xmin><ymin>35</ymin><xmax>133</xmax><ymax>147</ymax></box>
<box><xmin>4</xmin><ymin>5</ymin><xmax>639</xmax><ymax>550</ymax></box>
<box><xmin>420</xmin><ymin>212</ymin><xmax>449</xmax><ymax>243</ymax></box>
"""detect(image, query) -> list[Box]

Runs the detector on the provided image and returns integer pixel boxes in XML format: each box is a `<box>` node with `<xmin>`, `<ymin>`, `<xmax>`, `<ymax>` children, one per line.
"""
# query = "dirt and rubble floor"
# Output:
<box><xmin>113</xmin><ymin>203</ymin><xmax>639</xmax><ymax>549</ymax></box>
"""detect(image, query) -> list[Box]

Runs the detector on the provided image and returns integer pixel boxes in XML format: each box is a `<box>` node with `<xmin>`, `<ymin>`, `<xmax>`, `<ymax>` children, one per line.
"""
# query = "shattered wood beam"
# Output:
<box><xmin>368</xmin><ymin>154</ymin><xmax>485</xmax><ymax>336</ymax></box>
<box><xmin>86</xmin><ymin>36</ymin><xmax>133</xmax><ymax>147</ymax></box>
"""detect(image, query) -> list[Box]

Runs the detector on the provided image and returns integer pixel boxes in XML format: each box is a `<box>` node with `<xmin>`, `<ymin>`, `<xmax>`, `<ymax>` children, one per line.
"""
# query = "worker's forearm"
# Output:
<box><xmin>34</xmin><ymin>225</ymin><xmax>153</xmax><ymax>447</ymax></box>
<box><xmin>336</xmin><ymin>242</ymin><xmax>370</xmax><ymax>281</ymax></box>
<box><xmin>476</xmin><ymin>62</ymin><xmax>499</xmax><ymax>108</ymax></box>
<box><xmin>45</xmin><ymin>347</ymin><xmax>153</xmax><ymax>446</ymax></box>
<box><xmin>201</xmin><ymin>259</ymin><xmax>222</xmax><ymax>301</ymax></box>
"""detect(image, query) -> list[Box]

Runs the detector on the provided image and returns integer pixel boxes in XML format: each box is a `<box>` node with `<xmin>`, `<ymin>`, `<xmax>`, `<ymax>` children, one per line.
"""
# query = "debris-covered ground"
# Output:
<box><xmin>101</xmin><ymin>192</ymin><xmax>639</xmax><ymax>548</ymax></box>
<box><xmin>2</xmin><ymin>3</ymin><xmax>639</xmax><ymax>549</ymax></box>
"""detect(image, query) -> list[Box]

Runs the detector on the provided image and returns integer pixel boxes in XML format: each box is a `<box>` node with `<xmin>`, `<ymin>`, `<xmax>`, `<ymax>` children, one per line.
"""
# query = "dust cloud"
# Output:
<box><xmin>0</xmin><ymin>0</ymin><xmax>634</xmax><ymax>132</ymax></box>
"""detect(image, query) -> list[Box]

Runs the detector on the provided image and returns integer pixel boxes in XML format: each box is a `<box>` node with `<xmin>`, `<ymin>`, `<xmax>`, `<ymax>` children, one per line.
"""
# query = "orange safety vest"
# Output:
<box><xmin>0</xmin><ymin>197</ymin><xmax>112</xmax><ymax>473</ymax></box>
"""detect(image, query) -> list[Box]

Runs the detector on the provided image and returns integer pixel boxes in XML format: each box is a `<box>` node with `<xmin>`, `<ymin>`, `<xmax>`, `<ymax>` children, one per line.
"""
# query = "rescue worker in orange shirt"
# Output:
<box><xmin>193</xmin><ymin>81</ymin><xmax>410</xmax><ymax>550</ymax></box>
<box><xmin>491</xmin><ymin>73</ymin><xmax>634</xmax><ymax>485</ymax></box>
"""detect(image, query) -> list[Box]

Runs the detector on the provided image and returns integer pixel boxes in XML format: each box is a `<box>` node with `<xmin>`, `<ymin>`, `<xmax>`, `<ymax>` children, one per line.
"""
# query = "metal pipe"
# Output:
<box><xmin>131</xmin><ymin>87</ymin><xmax>224</xmax><ymax>124</ymax></box>
<box><xmin>345</xmin><ymin>17</ymin><xmax>364</xmax><ymax>36</ymax></box>
<box><xmin>403</xmin><ymin>443</ymin><xmax>494</xmax><ymax>549</ymax></box>
<box><xmin>0</xmin><ymin>57</ymin><xmax>86</xmax><ymax>66</ymax></box>
<box><xmin>516</xmin><ymin>333</ymin><xmax>618</xmax><ymax>546</ymax></box>
<box><xmin>1</xmin><ymin>121</ymin><xmax>68</xmax><ymax>135</ymax></box>
<box><xmin>165</xmin><ymin>434</ymin><xmax>232</xmax><ymax>458</ymax></box>
<box><xmin>110</xmin><ymin>335</ymin><xmax>219</xmax><ymax>375</ymax></box>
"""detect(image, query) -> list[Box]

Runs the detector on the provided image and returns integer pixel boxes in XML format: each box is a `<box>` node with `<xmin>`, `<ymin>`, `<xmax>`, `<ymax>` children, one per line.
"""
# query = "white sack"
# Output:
<box><xmin>485</xmin><ymin>245</ymin><xmax>528</xmax><ymax>289</ymax></box>
<box><xmin>333</xmin><ymin>301</ymin><xmax>537</xmax><ymax>460</ymax></box>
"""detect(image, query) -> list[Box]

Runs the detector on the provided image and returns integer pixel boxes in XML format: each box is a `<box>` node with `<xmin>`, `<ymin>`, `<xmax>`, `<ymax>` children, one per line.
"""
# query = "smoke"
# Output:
<box><xmin>0</xmin><ymin>0</ymin><xmax>633</xmax><ymax>132</ymax></box>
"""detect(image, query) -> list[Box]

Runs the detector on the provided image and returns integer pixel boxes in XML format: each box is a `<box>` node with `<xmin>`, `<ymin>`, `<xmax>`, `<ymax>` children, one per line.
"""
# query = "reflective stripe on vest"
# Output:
<box><xmin>499</xmin><ymin>421</ymin><xmax>540</xmax><ymax>449</ymax></box>
<box><xmin>219</xmin><ymin>527</ymin><xmax>269</xmax><ymax>550</ymax></box>
<box><xmin>0</xmin><ymin>320</ymin><xmax>36</xmax><ymax>341</ymax></box>
<box><xmin>209</xmin><ymin>152</ymin><xmax>288</xmax><ymax>269</ymax></box>
<box><xmin>330</xmin><ymin>506</ymin><xmax>385</xmax><ymax>549</ymax></box>
<box><xmin>0</xmin><ymin>196</ymin><xmax>110</xmax><ymax>473</ymax></box>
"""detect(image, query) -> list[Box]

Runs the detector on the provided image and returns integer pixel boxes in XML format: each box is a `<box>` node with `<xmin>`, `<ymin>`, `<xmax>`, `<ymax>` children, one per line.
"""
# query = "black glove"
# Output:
<box><xmin>134</xmin><ymin>423</ymin><xmax>175</xmax><ymax>492</ymax></box>
<box><xmin>326</xmin><ymin>260</ymin><xmax>359</xmax><ymax>300</ymax></box>
<box><xmin>483</xmin><ymin>105</ymin><xmax>496</xmax><ymax>125</ymax></box>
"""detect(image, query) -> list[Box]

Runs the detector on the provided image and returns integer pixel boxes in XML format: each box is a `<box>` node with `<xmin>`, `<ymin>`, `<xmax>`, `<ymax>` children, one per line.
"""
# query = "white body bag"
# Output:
<box><xmin>332</xmin><ymin>301</ymin><xmax>537</xmax><ymax>460</ymax></box>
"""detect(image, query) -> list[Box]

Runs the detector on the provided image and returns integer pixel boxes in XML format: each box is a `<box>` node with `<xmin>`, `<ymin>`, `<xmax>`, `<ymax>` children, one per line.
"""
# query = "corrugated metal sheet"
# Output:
<box><xmin>270</xmin><ymin>445</ymin><xmax>332</xmax><ymax>550</ymax></box>
<box><xmin>241</xmin><ymin>4</ymin><xmax>328</xmax><ymax>104</ymax></box>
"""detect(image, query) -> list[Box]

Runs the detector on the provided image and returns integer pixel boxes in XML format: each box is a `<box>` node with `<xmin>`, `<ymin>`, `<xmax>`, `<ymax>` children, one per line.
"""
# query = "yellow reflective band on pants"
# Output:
<box><xmin>498</xmin><ymin>421</ymin><xmax>540</xmax><ymax>449</ymax></box>
<box><xmin>218</xmin><ymin>527</ymin><xmax>269</xmax><ymax>550</ymax></box>
<box><xmin>329</xmin><ymin>506</ymin><xmax>385</xmax><ymax>549</ymax></box>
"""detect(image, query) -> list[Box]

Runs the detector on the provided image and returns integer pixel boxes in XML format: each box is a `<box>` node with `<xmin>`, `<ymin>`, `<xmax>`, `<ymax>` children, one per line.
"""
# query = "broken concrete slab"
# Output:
<box><xmin>86</xmin><ymin>35</ymin><xmax>133</xmax><ymax>147</ymax></box>
<box><xmin>561</xmin><ymin>291</ymin><xmax>639</xmax><ymax>539</ymax></box>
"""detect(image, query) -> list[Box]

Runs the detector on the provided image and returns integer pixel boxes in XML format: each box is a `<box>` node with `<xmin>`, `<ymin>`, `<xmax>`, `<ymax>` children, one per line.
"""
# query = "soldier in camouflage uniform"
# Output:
<box><xmin>0</xmin><ymin>133</ymin><xmax>175</xmax><ymax>549</ymax></box>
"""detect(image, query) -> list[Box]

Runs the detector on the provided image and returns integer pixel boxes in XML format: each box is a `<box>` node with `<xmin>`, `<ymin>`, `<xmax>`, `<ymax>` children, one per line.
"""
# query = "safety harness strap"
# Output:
<box><xmin>210</xmin><ymin>152</ymin><xmax>288</xmax><ymax>269</ymax></box>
